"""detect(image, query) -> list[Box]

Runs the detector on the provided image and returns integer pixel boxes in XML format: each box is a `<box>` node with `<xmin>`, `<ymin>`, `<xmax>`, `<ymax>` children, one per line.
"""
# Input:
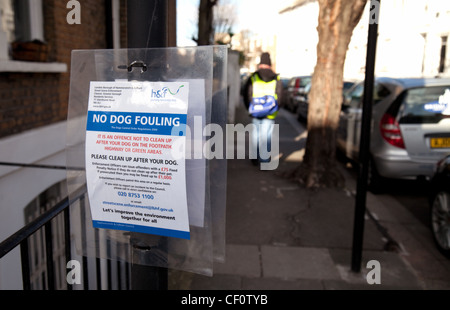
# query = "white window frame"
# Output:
<box><xmin>0</xmin><ymin>0</ymin><xmax>66</xmax><ymax>73</ymax></box>
<box><xmin>438</xmin><ymin>34</ymin><xmax>448</xmax><ymax>74</ymax></box>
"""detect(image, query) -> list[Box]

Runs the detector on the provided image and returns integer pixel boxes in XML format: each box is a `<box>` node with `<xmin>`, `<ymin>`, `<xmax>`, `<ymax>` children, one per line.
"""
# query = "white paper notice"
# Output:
<box><xmin>85</xmin><ymin>81</ymin><xmax>190</xmax><ymax>239</ymax></box>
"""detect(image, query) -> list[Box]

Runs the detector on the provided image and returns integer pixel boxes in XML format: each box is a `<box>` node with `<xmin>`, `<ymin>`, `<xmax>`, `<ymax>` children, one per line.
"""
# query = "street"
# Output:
<box><xmin>374</xmin><ymin>179</ymin><xmax>430</xmax><ymax>227</ymax></box>
<box><xmin>166</xmin><ymin>104</ymin><xmax>450</xmax><ymax>290</ymax></box>
<box><xmin>271</xmin><ymin>106</ymin><xmax>435</xmax><ymax>251</ymax></box>
<box><xmin>378</xmin><ymin>179</ymin><xmax>430</xmax><ymax>228</ymax></box>
<box><xmin>281</xmin><ymin>107</ymin><xmax>450</xmax><ymax>289</ymax></box>
<box><xmin>286</xmin><ymin>106</ymin><xmax>444</xmax><ymax>261</ymax></box>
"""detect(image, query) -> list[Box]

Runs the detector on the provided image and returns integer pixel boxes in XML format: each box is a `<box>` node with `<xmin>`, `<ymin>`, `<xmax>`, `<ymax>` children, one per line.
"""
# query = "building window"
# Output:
<box><xmin>0</xmin><ymin>0</ymin><xmax>44</xmax><ymax>61</ymax></box>
<box><xmin>0</xmin><ymin>0</ymin><xmax>15</xmax><ymax>43</ymax></box>
<box><xmin>0</xmin><ymin>0</ymin><xmax>44</xmax><ymax>44</ymax></box>
<box><xmin>439</xmin><ymin>35</ymin><xmax>448</xmax><ymax>74</ymax></box>
<box><xmin>13</xmin><ymin>0</ymin><xmax>45</xmax><ymax>42</ymax></box>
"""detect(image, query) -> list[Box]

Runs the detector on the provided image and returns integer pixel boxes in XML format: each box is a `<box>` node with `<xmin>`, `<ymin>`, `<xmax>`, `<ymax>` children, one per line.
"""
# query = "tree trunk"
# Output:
<box><xmin>293</xmin><ymin>0</ymin><xmax>366</xmax><ymax>188</ymax></box>
<box><xmin>197</xmin><ymin>0</ymin><xmax>218</xmax><ymax>45</ymax></box>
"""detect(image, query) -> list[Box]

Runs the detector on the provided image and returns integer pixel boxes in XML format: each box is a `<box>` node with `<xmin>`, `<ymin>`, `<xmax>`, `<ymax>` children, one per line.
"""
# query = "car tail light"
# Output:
<box><xmin>380</xmin><ymin>113</ymin><xmax>405</xmax><ymax>149</ymax></box>
<box><xmin>295</xmin><ymin>78</ymin><xmax>300</xmax><ymax>88</ymax></box>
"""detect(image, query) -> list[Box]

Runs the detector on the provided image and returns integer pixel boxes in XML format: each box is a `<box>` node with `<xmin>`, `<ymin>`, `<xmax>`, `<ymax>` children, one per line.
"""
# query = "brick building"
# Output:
<box><xmin>0</xmin><ymin>0</ymin><xmax>179</xmax><ymax>289</ymax></box>
<box><xmin>0</xmin><ymin>0</ymin><xmax>114</xmax><ymax>290</ymax></box>
<box><xmin>0</xmin><ymin>0</ymin><xmax>110</xmax><ymax>137</ymax></box>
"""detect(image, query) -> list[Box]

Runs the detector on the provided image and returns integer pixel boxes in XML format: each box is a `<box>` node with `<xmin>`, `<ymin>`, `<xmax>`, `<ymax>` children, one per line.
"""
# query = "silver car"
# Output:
<box><xmin>337</xmin><ymin>77</ymin><xmax>450</xmax><ymax>192</ymax></box>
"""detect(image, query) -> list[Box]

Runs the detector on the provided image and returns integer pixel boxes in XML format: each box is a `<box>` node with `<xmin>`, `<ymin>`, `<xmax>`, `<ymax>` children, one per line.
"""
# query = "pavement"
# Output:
<box><xmin>168</xmin><ymin>104</ymin><xmax>450</xmax><ymax>291</ymax></box>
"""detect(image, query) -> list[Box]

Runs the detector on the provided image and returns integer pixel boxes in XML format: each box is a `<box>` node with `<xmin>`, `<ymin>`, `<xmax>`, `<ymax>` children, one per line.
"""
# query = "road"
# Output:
<box><xmin>285</xmin><ymin>108</ymin><xmax>436</xmax><ymax>252</ymax></box>
<box><xmin>379</xmin><ymin>178</ymin><xmax>431</xmax><ymax>228</ymax></box>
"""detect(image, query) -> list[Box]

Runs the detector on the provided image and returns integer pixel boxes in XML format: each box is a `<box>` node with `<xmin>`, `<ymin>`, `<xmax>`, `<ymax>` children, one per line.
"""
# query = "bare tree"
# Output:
<box><xmin>195</xmin><ymin>0</ymin><xmax>219</xmax><ymax>45</ymax></box>
<box><xmin>291</xmin><ymin>0</ymin><xmax>367</xmax><ymax>188</ymax></box>
<box><xmin>213</xmin><ymin>0</ymin><xmax>237</xmax><ymax>45</ymax></box>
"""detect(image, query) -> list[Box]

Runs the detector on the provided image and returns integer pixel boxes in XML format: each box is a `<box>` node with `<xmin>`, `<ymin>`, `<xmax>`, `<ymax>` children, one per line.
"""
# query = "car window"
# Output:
<box><xmin>398</xmin><ymin>86</ymin><xmax>450</xmax><ymax>124</ymax></box>
<box><xmin>299</xmin><ymin>77</ymin><xmax>311</xmax><ymax>87</ymax></box>
<box><xmin>373</xmin><ymin>83</ymin><xmax>391</xmax><ymax>103</ymax></box>
<box><xmin>345</xmin><ymin>83</ymin><xmax>364</xmax><ymax>108</ymax></box>
<box><xmin>344</xmin><ymin>82</ymin><xmax>390</xmax><ymax>108</ymax></box>
<box><xmin>343</xmin><ymin>82</ymin><xmax>355</xmax><ymax>93</ymax></box>
<box><xmin>304</xmin><ymin>82</ymin><xmax>311</xmax><ymax>93</ymax></box>
<box><xmin>288</xmin><ymin>78</ymin><xmax>296</xmax><ymax>88</ymax></box>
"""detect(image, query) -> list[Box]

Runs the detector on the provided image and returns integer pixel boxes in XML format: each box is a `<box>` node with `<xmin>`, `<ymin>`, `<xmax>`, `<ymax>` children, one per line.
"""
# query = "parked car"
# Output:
<box><xmin>295</xmin><ymin>80</ymin><xmax>357</xmax><ymax>122</ymax></box>
<box><xmin>280</xmin><ymin>77</ymin><xmax>290</xmax><ymax>89</ymax></box>
<box><xmin>343</xmin><ymin>81</ymin><xmax>357</xmax><ymax>93</ymax></box>
<box><xmin>294</xmin><ymin>81</ymin><xmax>311</xmax><ymax>121</ymax></box>
<box><xmin>337</xmin><ymin>77</ymin><xmax>450</xmax><ymax>193</ymax></box>
<box><xmin>278</xmin><ymin>76</ymin><xmax>290</xmax><ymax>107</ymax></box>
<box><xmin>284</xmin><ymin>75</ymin><xmax>311</xmax><ymax>112</ymax></box>
<box><xmin>240</xmin><ymin>72</ymin><xmax>251</xmax><ymax>94</ymax></box>
<box><xmin>429</xmin><ymin>155</ymin><xmax>450</xmax><ymax>258</ymax></box>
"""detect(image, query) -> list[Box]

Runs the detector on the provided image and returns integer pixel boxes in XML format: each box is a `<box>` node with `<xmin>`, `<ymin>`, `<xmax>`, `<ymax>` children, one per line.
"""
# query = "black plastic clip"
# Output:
<box><xmin>118</xmin><ymin>60</ymin><xmax>148</xmax><ymax>73</ymax></box>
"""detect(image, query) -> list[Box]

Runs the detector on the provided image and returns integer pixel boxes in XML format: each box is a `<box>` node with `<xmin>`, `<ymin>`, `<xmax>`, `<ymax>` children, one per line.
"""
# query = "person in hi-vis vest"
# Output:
<box><xmin>242</xmin><ymin>52</ymin><xmax>284</xmax><ymax>168</ymax></box>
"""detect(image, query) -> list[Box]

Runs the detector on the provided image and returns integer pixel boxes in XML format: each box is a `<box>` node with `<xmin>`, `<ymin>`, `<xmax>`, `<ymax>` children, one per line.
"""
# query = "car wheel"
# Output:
<box><xmin>430</xmin><ymin>190</ymin><xmax>450</xmax><ymax>258</ymax></box>
<box><xmin>368</xmin><ymin>158</ymin><xmax>384</xmax><ymax>194</ymax></box>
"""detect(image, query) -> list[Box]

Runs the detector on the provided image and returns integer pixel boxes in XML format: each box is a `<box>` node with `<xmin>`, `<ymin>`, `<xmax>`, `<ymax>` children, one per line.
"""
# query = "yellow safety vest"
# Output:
<box><xmin>251</xmin><ymin>74</ymin><xmax>279</xmax><ymax>119</ymax></box>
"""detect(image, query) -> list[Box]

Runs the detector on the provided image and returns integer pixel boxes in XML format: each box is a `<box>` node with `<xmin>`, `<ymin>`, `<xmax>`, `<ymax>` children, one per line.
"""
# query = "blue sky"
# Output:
<box><xmin>176</xmin><ymin>0</ymin><xmax>199</xmax><ymax>46</ymax></box>
<box><xmin>176</xmin><ymin>0</ymin><xmax>282</xmax><ymax>46</ymax></box>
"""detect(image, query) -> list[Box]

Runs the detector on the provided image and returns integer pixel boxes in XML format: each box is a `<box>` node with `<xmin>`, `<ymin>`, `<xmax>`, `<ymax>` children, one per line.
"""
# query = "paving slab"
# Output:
<box><xmin>329</xmin><ymin>248</ymin><xmax>423</xmax><ymax>289</ymax></box>
<box><xmin>242</xmin><ymin>277</ymin><xmax>324</xmax><ymax>290</ymax></box>
<box><xmin>213</xmin><ymin>244</ymin><xmax>261</xmax><ymax>277</ymax></box>
<box><xmin>188</xmin><ymin>274</ymin><xmax>242</xmax><ymax>290</ymax></box>
<box><xmin>261</xmin><ymin>246</ymin><xmax>341</xmax><ymax>280</ymax></box>
<box><xmin>293</xmin><ymin>188</ymin><xmax>386</xmax><ymax>250</ymax></box>
<box><xmin>168</xmin><ymin>105</ymin><xmax>450</xmax><ymax>291</ymax></box>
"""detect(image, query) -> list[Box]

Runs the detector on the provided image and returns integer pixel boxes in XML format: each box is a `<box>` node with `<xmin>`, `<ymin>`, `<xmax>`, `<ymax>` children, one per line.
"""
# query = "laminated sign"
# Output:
<box><xmin>85</xmin><ymin>81</ymin><xmax>190</xmax><ymax>239</ymax></box>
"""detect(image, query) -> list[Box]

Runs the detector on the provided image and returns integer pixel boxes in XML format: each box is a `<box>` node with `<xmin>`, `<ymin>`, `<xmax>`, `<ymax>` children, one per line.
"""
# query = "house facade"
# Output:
<box><xmin>0</xmin><ymin>0</ymin><xmax>126</xmax><ymax>290</ymax></box>
<box><xmin>275</xmin><ymin>0</ymin><xmax>450</xmax><ymax>80</ymax></box>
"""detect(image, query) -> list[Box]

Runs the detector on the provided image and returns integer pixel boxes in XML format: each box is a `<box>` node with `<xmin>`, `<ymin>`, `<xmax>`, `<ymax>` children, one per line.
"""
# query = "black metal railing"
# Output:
<box><xmin>0</xmin><ymin>184</ymin><xmax>131</xmax><ymax>290</ymax></box>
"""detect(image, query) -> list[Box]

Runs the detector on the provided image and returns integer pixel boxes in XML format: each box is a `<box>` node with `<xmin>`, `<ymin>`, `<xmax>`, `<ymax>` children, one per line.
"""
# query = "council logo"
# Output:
<box><xmin>152</xmin><ymin>85</ymin><xmax>185</xmax><ymax>99</ymax></box>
